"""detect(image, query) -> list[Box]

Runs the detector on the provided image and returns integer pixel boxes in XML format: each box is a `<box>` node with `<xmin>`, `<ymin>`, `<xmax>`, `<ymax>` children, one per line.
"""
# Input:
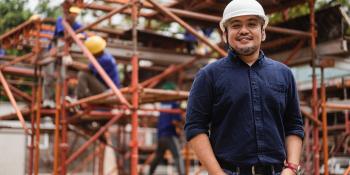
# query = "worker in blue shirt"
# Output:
<box><xmin>184</xmin><ymin>1</ymin><xmax>304</xmax><ymax>175</ymax></box>
<box><xmin>149</xmin><ymin>82</ymin><xmax>185</xmax><ymax>175</ymax></box>
<box><xmin>54</xmin><ymin>9</ymin><xmax>82</xmax><ymax>38</ymax></box>
<box><xmin>76</xmin><ymin>35</ymin><xmax>121</xmax><ymax>99</ymax></box>
<box><xmin>42</xmin><ymin>6</ymin><xmax>84</xmax><ymax>108</ymax></box>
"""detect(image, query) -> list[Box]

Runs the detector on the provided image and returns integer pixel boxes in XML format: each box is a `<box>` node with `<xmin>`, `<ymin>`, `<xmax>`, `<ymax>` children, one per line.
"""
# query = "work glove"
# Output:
<box><xmin>62</xmin><ymin>54</ymin><xmax>73</xmax><ymax>66</ymax></box>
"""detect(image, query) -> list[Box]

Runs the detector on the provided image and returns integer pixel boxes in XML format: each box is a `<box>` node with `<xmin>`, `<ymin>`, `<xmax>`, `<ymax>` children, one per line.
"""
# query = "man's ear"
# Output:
<box><xmin>262</xmin><ymin>29</ymin><xmax>266</xmax><ymax>41</ymax></box>
<box><xmin>222</xmin><ymin>31</ymin><xmax>227</xmax><ymax>43</ymax></box>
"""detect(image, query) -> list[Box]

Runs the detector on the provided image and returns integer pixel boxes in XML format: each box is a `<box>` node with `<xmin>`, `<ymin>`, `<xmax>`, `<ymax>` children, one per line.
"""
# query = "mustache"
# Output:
<box><xmin>235</xmin><ymin>35</ymin><xmax>253</xmax><ymax>41</ymax></box>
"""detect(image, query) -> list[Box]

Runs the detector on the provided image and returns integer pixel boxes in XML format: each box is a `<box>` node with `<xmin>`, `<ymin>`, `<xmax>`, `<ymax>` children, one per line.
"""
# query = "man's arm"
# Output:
<box><xmin>285</xmin><ymin>135</ymin><xmax>302</xmax><ymax>165</ymax></box>
<box><xmin>282</xmin><ymin>135</ymin><xmax>303</xmax><ymax>175</ymax></box>
<box><xmin>189</xmin><ymin>134</ymin><xmax>226</xmax><ymax>175</ymax></box>
<box><xmin>282</xmin><ymin>70</ymin><xmax>304</xmax><ymax>174</ymax></box>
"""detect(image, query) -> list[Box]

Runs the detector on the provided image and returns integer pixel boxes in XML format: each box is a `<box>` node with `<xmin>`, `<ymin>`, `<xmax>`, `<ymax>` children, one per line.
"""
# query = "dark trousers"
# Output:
<box><xmin>149</xmin><ymin>136</ymin><xmax>185</xmax><ymax>175</ymax></box>
<box><xmin>77</xmin><ymin>71</ymin><xmax>107</xmax><ymax>99</ymax></box>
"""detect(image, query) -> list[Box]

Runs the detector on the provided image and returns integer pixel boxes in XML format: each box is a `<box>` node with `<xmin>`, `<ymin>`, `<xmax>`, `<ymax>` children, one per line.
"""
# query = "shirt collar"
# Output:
<box><xmin>227</xmin><ymin>49</ymin><xmax>266</xmax><ymax>67</ymax></box>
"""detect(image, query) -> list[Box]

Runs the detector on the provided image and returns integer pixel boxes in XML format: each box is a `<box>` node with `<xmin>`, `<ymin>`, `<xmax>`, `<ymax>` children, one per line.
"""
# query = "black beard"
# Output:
<box><xmin>234</xmin><ymin>46</ymin><xmax>258</xmax><ymax>56</ymax></box>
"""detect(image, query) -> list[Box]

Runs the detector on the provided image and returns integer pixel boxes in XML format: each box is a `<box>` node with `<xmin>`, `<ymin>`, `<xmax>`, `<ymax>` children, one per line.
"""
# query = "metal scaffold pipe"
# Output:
<box><xmin>130</xmin><ymin>0</ymin><xmax>139</xmax><ymax>174</ymax></box>
<box><xmin>0</xmin><ymin>71</ymin><xmax>30</xmax><ymax>134</ymax></box>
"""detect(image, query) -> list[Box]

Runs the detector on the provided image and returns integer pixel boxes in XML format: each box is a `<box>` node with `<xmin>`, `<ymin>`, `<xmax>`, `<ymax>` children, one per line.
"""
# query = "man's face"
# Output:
<box><xmin>225</xmin><ymin>15</ymin><xmax>264</xmax><ymax>56</ymax></box>
<box><xmin>67</xmin><ymin>12</ymin><xmax>78</xmax><ymax>24</ymax></box>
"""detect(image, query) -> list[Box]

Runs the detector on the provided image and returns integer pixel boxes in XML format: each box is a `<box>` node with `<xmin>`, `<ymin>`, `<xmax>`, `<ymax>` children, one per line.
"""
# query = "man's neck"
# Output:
<box><xmin>239</xmin><ymin>50</ymin><xmax>260</xmax><ymax>66</ymax></box>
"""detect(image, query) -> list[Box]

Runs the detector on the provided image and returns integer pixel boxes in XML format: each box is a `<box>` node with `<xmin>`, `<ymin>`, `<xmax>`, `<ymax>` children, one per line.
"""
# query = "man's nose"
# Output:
<box><xmin>239</xmin><ymin>25</ymin><xmax>250</xmax><ymax>34</ymax></box>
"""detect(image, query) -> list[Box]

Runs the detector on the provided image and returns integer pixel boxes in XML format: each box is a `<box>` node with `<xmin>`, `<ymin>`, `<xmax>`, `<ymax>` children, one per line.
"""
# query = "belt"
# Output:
<box><xmin>220</xmin><ymin>161</ymin><xmax>283</xmax><ymax>175</ymax></box>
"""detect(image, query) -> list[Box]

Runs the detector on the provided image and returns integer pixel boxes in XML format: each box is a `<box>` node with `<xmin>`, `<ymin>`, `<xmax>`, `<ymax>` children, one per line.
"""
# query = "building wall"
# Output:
<box><xmin>0</xmin><ymin>128</ymin><xmax>26</xmax><ymax>175</ymax></box>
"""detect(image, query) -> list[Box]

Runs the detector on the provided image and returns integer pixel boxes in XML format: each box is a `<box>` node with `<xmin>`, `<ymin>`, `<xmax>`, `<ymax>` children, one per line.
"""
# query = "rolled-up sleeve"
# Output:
<box><xmin>284</xmin><ymin>70</ymin><xmax>304</xmax><ymax>139</ymax></box>
<box><xmin>184</xmin><ymin>69</ymin><xmax>213</xmax><ymax>141</ymax></box>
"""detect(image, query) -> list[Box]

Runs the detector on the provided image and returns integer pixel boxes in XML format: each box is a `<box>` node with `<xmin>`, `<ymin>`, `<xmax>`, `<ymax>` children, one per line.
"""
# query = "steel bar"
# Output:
<box><xmin>261</xmin><ymin>36</ymin><xmax>299</xmax><ymax>50</ymax></box>
<box><xmin>0</xmin><ymin>71</ymin><xmax>29</xmax><ymax>134</ymax></box>
<box><xmin>34</xmin><ymin>66</ymin><xmax>43</xmax><ymax>175</ymax></box>
<box><xmin>304</xmin><ymin>118</ymin><xmax>311</xmax><ymax>174</ymax></box>
<box><xmin>98</xmin><ymin>144</ymin><xmax>105</xmax><ymax>175</ymax></box>
<box><xmin>146</xmin><ymin>0</ymin><xmax>227</xmax><ymax>57</ymax></box>
<box><xmin>266</xmin><ymin>26</ymin><xmax>312</xmax><ymax>38</ymax></box>
<box><xmin>130</xmin><ymin>1</ymin><xmax>140</xmax><ymax>174</ymax></box>
<box><xmin>28</xmin><ymin>68</ymin><xmax>38</xmax><ymax>175</ymax></box>
<box><xmin>320</xmin><ymin>68</ymin><xmax>329</xmax><ymax>175</ymax></box>
<box><xmin>139</xmin><ymin>107</ymin><xmax>183</xmax><ymax>114</ymax></box>
<box><xmin>131</xmin><ymin>55</ymin><xmax>139</xmax><ymax>175</ymax></box>
<box><xmin>283</xmin><ymin>39</ymin><xmax>305</xmax><ymax>65</ymax></box>
<box><xmin>58</xmin><ymin>38</ymin><xmax>70</xmax><ymax>175</ymax></box>
<box><xmin>0</xmin><ymin>53</ymin><xmax>35</xmax><ymax>69</ymax></box>
<box><xmin>67</xmin><ymin>110</ymin><xmax>90</xmax><ymax>123</ymax></box>
<box><xmin>0</xmin><ymin>19</ymin><xmax>34</xmax><ymax>41</ymax></box>
<box><xmin>66</xmin><ymin>87</ymin><xmax>131</xmax><ymax>108</ymax></box>
<box><xmin>309</xmin><ymin>0</ymin><xmax>320</xmax><ymax>174</ymax></box>
<box><xmin>63</xmin><ymin>113</ymin><xmax>122</xmax><ymax>167</ymax></box>
<box><xmin>71</xmin><ymin>145</ymin><xmax>102</xmax><ymax>174</ymax></box>
<box><xmin>324</xmin><ymin>103</ymin><xmax>350</xmax><ymax>110</ymax></box>
<box><xmin>300</xmin><ymin>107</ymin><xmax>322</xmax><ymax>126</ymax></box>
<box><xmin>141</xmin><ymin>65</ymin><xmax>176</xmax><ymax>87</ymax></box>
<box><xmin>60</xmin><ymin>66</ymin><xmax>69</xmax><ymax>175</ymax></box>
<box><xmin>7</xmin><ymin>83</ymin><xmax>33</xmax><ymax>102</ymax></box>
<box><xmin>32</xmin><ymin>18</ymin><xmax>42</xmax><ymax>63</ymax></box>
<box><xmin>62</xmin><ymin>19</ymin><xmax>131</xmax><ymax>107</ymax></box>
<box><xmin>0</xmin><ymin>108</ymin><xmax>30</xmax><ymax>120</ymax></box>
<box><xmin>342</xmin><ymin>78</ymin><xmax>350</xmax><ymax>133</ymax></box>
<box><xmin>2</xmin><ymin>66</ymin><xmax>42</xmax><ymax>77</ymax></box>
<box><xmin>140</xmin><ymin>58</ymin><xmax>197</xmax><ymax>88</ymax></box>
<box><xmin>53</xmin><ymin>70</ymin><xmax>62</xmax><ymax>175</ymax></box>
<box><xmin>75</xmin><ymin>4</ymin><xmax>130</xmax><ymax>34</ymax></box>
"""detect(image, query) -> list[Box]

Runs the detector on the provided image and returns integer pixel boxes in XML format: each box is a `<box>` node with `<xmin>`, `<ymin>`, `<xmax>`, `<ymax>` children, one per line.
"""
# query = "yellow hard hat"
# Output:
<box><xmin>84</xmin><ymin>36</ymin><xmax>107</xmax><ymax>54</ymax></box>
<box><xmin>69</xmin><ymin>6</ymin><xmax>82</xmax><ymax>14</ymax></box>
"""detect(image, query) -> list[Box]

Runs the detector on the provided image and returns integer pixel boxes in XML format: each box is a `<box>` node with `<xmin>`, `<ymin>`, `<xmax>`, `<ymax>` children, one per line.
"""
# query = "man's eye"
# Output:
<box><xmin>248</xmin><ymin>23</ymin><xmax>258</xmax><ymax>28</ymax></box>
<box><xmin>230</xmin><ymin>24</ymin><xmax>241</xmax><ymax>29</ymax></box>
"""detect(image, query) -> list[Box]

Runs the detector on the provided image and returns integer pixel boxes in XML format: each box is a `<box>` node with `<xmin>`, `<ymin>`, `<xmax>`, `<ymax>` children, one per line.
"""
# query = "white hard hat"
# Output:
<box><xmin>219</xmin><ymin>0</ymin><xmax>269</xmax><ymax>32</ymax></box>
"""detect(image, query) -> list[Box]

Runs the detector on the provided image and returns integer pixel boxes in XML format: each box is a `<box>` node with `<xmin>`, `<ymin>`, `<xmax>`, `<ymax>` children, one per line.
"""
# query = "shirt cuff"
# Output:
<box><xmin>185</xmin><ymin>128</ymin><xmax>209</xmax><ymax>141</ymax></box>
<box><xmin>286</xmin><ymin>130</ymin><xmax>304</xmax><ymax>140</ymax></box>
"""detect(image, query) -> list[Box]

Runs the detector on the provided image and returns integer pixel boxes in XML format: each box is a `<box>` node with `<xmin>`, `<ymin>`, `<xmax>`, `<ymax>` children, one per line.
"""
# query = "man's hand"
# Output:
<box><xmin>281</xmin><ymin>168</ymin><xmax>296</xmax><ymax>175</ymax></box>
<box><xmin>62</xmin><ymin>54</ymin><xmax>73</xmax><ymax>66</ymax></box>
<box><xmin>77</xmin><ymin>33</ymin><xmax>85</xmax><ymax>40</ymax></box>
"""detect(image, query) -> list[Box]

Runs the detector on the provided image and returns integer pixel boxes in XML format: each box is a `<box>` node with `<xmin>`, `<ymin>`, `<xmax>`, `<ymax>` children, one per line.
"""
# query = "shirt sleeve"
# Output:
<box><xmin>184</xmin><ymin>69</ymin><xmax>213</xmax><ymax>141</ymax></box>
<box><xmin>53</xmin><ymin>17</ymin><xmax>64</xmax><ymax>38</ymax></box>
<box><xmin>284</xmin><ymin>70</ymin><xmax>305</xmax><ymax>139</ymax></box>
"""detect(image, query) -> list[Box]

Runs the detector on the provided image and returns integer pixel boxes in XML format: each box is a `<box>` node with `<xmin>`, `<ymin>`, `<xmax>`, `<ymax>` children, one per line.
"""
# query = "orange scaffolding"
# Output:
<box><xmin>0</xmin><ymin>0</ymin><xmax>349</xmax><ymax>175</ymax></box>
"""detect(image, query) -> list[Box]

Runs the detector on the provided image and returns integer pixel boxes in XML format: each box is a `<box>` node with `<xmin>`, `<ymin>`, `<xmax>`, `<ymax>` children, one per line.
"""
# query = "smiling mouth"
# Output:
<box><xmin>237</xmin><ymin>37</ymin><xmax>253</xmax><ymax>41</ymax></box>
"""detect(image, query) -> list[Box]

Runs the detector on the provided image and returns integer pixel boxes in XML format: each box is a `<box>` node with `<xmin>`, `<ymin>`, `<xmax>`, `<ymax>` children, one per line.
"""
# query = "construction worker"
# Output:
<box><xmin>76</xmin><ymin>35</ymin><xmax>121</xmax><ymax>99</ymax></box>
<box><xmin>185</xmin><ymin>0</ymin><xmax>304</xmax><ymax>175</ymax></box>
<box><xmin>42</xmin><ymin>6</ymin><xmax>85</xmax><ymax>108</ymax></box>
<box><xmin>149</xmin><ymin>82</ymin><xmax>185</xmax><ymax>175</ymax></box>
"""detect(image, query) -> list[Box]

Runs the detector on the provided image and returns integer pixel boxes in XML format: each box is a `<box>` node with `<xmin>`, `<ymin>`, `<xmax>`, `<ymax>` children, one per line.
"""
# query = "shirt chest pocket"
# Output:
<box><xmin>265</xmin><ymin>82</ymin><xmax>287</xmax><ymax>110</ymax></box>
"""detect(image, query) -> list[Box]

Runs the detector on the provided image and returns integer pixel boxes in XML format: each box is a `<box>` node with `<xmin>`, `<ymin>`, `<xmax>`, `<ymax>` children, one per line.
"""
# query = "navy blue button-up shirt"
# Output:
<box><xmin>185</xmin><ymin>50</ymin><xmax>304</xmax><ymax>166</ymax></box>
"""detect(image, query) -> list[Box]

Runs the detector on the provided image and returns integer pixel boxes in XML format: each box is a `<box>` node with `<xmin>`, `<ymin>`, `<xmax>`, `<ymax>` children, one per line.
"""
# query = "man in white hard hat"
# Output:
<box><xmin>76</xmin><ymin>36</ymin><xmax>121</xmax><ymax>99</ymax></box>
<box><xmin>185</xmin><ymin>0</ymin><xmax>304</xmax><ymax>175</ymax></box>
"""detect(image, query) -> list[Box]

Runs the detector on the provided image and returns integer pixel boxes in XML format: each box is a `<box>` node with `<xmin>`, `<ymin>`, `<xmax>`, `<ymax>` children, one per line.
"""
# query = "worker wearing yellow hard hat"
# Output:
<box><xmin>76</xmin><ymin>35</ymin><xmax>121</xmax><ymax>99</ymax></box>
<box><xmin>84</xmin><ymin>36</ymin><xmax>107</xmax><ymax>55</ymax></box>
